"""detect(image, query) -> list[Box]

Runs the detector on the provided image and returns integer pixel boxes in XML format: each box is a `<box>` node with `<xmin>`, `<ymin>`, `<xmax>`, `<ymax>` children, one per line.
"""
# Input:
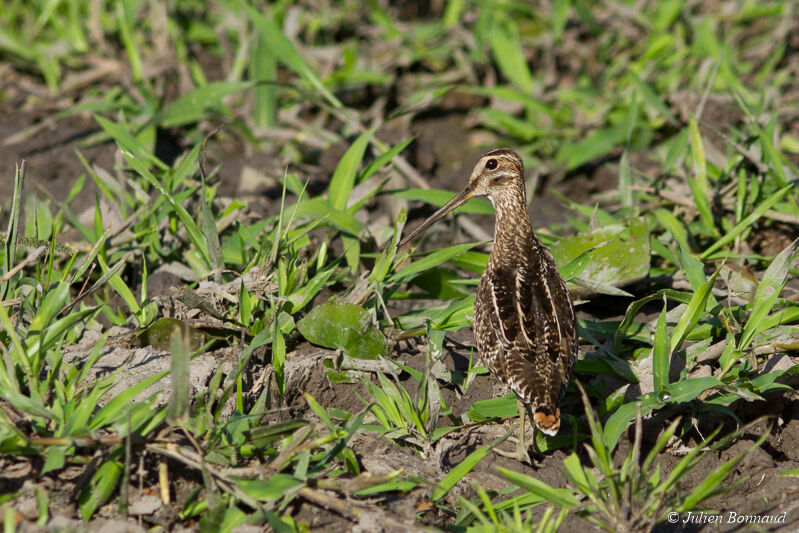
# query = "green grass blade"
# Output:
<box><xmin>739</xmin><ymin>237</ymin><xmax>799</xmax><ymax>350</ymax></box>
<box><xmin>200</xmin><ymin>173</ymin><xmax>223</xmax><ymax>283</ymax></box>
<box><xmin>358</xmin><ymin>138</ymin><xmax>414</xmax><ymax>186</ymax></box>
<box><xmin>242</xmin><ymin>3</ymin><xmax>341</xmax><ymax>109</ymax></box>
<box><xmin>603</xmin><ymin>396</ymin><xmax>660</xmax><ymax>451</ymax></box>
<box><xmin>700</xmin><ymin>185</ymin><xmax>792</xmax><ymax>259</ymax></box>
<box><xmin>389</xmin><ymin>242</ymin><xmax>480</xmax><ymax>284</ymax></box>
<box><xmin>79</xmin><ymin>458</ymin><xmax>123</xmax><ymax>520</ymax></box>
<box><xmin>93</xmin><ymin>115</ymin><xmax>166</xmax><ymax>170</ymax></box>
<box><xmin>687</xmin><ymin>119</ymin><xmax>718</xmax><ymax>237</ymax></box>
<box><xmin>121</xmin><ymin>151</ymin><xmax>211</xmax><ymax>270</ymax></box>
<box><xmin>157</xmin><ymin>81</ymin><xmax>255</xmax><ymax>127</ymax></box>
<box><xmin>328</xmin><ymin>127</ymin><xmax>375</xmax><ymax>211</ymax></box>
<box><xmin>167</xmin><ymin>326</ymin><xmax>191</xmax><ymax>424</ymax></box>
<box><xmin>497</xmin><ymin>468</ymin><xmax>580</xmax><ymax>509</ymax></box>
<box><xmin>488</xmin><ymin>17</ymin><xmax>533</xmax><ymax>92</ymax></box>
<box><xmin>251</xmin><ymin>35</ymin><xmax>277</xmax><ymax>128</ymax></box>
<box><xmin>619</xmin><ymin>149</ymin><xmax>634</xmax><ymax>210</ymax></box>
<box><xmin>652</xmin><ymin>298</ymin><xmax>669</xmax><ymax>392</ymax></box>
<box><xmin>90</xmin><ymin>370</ymin><xmax>169</xmax><ymax>429</ymax></box>
<box><xmin>1</xmin><ymin>162</ymin><xmax>24</xmax><ymax>300</ymax></box>
<box><xmin>115</xmin><ymin>0</ymin><xmax>143</xmax><ymax>82</ymax></box>
<box><xmin>679</xmin><ymin>430</ymin><xmax>769</xmax><ymax>511</ymax></box>
<box><xmin>304</xmin><ymin>393</ymin><xmax>335</xmax><ymax>433</ymax></box>
<box><xmin>433</xmin><ymin>445</ymin><xmax>490</xmax><ymax>502</ymax></box>
<box><xmin>669</xmin><ymin>270</ymin><xmax>718</xmax><ymax>354</ymax></box>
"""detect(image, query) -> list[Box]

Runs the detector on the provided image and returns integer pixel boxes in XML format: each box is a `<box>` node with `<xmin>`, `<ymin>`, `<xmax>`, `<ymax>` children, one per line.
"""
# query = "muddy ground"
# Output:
<box><xmin>2</xmin><ymin>53</ymin><xmax>799</xmax><ymax>533</ymax></box>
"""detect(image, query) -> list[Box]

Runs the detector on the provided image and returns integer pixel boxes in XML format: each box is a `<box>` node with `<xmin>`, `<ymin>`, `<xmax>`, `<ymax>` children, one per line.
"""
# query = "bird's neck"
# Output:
<box><xmin>488</xmin><ymin>189</ymin><xmax>537</xmax><ymax>267</ymax></box>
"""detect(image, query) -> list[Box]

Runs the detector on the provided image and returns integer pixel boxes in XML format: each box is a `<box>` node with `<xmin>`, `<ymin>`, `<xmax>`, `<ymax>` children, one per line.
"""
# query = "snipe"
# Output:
<box><xmin>399</xmin><ymin>149</ymin><xmax>577</xmax><ymax>462</ymax></box>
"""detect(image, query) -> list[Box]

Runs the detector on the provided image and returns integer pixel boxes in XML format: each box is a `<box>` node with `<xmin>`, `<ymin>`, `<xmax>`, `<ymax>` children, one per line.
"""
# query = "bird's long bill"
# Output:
<box><xmin>399</xmin><ymin>185</ymin><xmax>474</xmax><ymax>247</ymax></box>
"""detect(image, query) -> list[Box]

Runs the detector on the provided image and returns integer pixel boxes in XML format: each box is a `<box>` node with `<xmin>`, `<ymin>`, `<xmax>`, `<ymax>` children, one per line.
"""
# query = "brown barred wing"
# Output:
<box><xmin>475</xmin><ymin>265</ymin><xmax>561</xmax><ymax>421</ymax></box>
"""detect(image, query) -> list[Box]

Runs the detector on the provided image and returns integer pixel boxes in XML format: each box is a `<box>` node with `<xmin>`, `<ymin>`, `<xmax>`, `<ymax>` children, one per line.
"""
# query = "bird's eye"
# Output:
<box><xmin>485</xmin><ymin>158</ymin><xmax>498</xmax><ymax>170</ymax></box>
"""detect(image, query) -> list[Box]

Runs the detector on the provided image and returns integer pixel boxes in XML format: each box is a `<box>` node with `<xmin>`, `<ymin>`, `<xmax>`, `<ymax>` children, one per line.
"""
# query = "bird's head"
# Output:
<box><xmin>465</xmin><ymin>148</ymin><xmax>525</xmax><ymax>201</ymax></box>
<box><xmin>399</xmin><ymin>149</ymin><xmax>525</xmax><ymax>247</ymax></box>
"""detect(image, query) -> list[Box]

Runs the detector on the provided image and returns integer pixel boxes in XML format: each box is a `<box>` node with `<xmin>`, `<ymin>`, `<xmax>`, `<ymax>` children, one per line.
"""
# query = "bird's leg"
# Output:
<box><xmin>493</xmin><ymin>399</ymin><xmax>536</xmax><ymax>465</ymax></box>
<box><xmin>516</xmin><ymin>397</ymin><xmax>530</xmax><ymax>460</ymax></box>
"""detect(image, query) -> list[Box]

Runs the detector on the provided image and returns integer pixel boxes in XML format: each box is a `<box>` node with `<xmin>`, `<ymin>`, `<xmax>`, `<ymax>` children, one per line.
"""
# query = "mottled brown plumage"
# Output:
<box><xmin>399</xmin><ymin>149</ymin><xmax>577</xmax><ymax>457</ymax></box>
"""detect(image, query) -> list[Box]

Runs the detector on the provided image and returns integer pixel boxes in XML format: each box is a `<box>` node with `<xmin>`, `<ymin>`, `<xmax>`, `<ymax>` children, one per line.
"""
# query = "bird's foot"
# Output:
<box><xmin>493</xmin><ymin>436</ymin><xmax>540</xmax><ymax>467</ymax></box>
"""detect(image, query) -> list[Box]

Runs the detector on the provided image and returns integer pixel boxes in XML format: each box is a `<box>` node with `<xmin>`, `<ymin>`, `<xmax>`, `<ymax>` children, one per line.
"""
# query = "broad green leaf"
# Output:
<box><xmin>273</xmin><ymin>330</ymin><xmax>286</xmax><ymax>397</ymax></box>
<box><xmin>370</xmin><ymin>209</ymin><xmax>406</xmax><ymax>284</ymax></box>
<box><xmin>97</xmin><ymin>253</ymin><xmax>140</xmax><ymax>318</ymax></box>
<box><xmin>654</xmin><ymin>209</ymin><xmax>689</xmax><ymax>253</ymax></box>
<box><xmin>137</xmin><ymin>318</ymin><xmax>207</xmax><ymax>351</ymax></box>
<box><xmin>341</xmin><ymin>234</ymin><xmax>361</xmax><ymax>274</ymax></box>
<box><xmin>665</xmin><ymin>376</ymin><xmax>724</xmax><ymax>402</ymax></box>
<box><xmin>550</xmin><ymin>218</ymin><xmax>650</xmax><ymax>291</ymax></box>
<box><xmin>427</xmin><ymin>294</ymin><xmax>475</xmax><ymax>331</ymax></box>
<box><xmin>559</xmin><ymin>242</ymin><xmax>609</xmax><ymax>282</ymax></box>
<box><xmin>28</xmin><ymin>307</ymin><xmax>95</xmax><ymax>363</ymax></box>
<box><xmin>447</xmin><ymin>250</ymin><xmax>489</xmax><ymax>274</ymax></box>
<box><xmin>325</xmin><ymin>207</ymin><xmax>366</xmax><ymax>236</ymax></box>
<box><xmin>245</xmin><ymin>419</ymin><xmax>309</xmax><ymax>448</ymax></box>
<box><xmin>251</xmin><ymin>35</ymin><xmax>277</xmax><ymax>128</ymax></box>
<box><xmin>304</xmin><ymin>393</ymin><xmax>335</xmax><ymax>433</ymax></box>
<box><xmin>408</xmin><ymin>267</ymin><xmax>471</xmax><ymax>300</ymax></box>
<box><xmin>296</xmin><ymin>303</ymin><xmax>386</xmax><ymax>359</ymax></box>
<box><xmin>675</xmin><ymin>239</ymin><xmax>718</xmax><ymax>307</ymax></box>
<box><xmin>354</xmin><ymin>479</ymin><xmax>418</xmax><ymax>497</ymax></box>
<box><xmin>468</xmin><ymin>394</ymin><xmax>516</xmax><ymax>422</ymax></box>
<box><xmin>562</xmin><ymin>452</ymin><xmax>595</xmax><ymax>496</ymax></box>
